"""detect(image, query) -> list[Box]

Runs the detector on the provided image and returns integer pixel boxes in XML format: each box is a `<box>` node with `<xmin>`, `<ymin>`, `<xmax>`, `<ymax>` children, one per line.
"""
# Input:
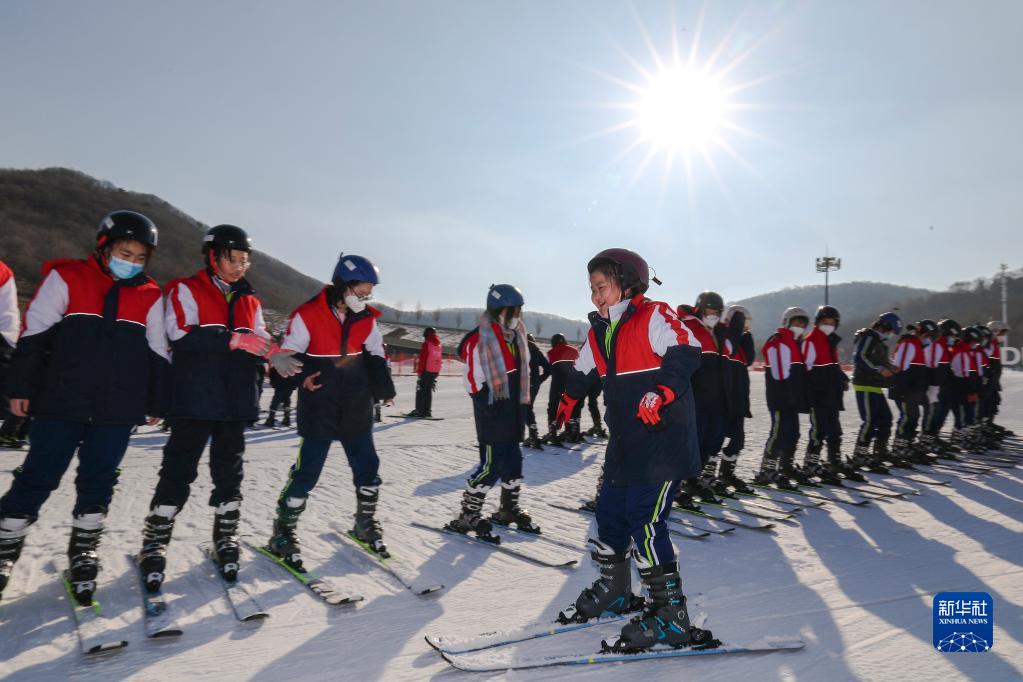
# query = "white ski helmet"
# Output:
<box><xmin>781</xmin><ymin>307</ymin><xmax>810</xmax><ymax>327</ymax></box>
<box><xmin>987</xmin><ymin>320</ymin><xmax>1010</xmax><ymax>335</ymax></box>
<box><xmin>723</xmin><ymin>304</ymin><xmax>751</xmax><ymax>325</ymax></box>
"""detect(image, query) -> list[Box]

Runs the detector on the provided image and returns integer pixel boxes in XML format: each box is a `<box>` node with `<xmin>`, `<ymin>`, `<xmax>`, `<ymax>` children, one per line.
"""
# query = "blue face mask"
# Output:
<box><xmin>108</xmin><ymin>256</ymin><xmax>144</xmax><ymax>280</ymax></box>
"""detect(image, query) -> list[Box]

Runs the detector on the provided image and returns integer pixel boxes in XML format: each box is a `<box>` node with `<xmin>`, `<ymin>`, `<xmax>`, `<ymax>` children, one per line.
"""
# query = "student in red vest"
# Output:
<box><xmin>980</xmin><ymin>321</ymin><xmax>1011</xmax><ymax>442</ymax></box>
<box><xmin>754</xmin><ymin>307</ymin><xmax>809</xmax><ymax>488</ymax></box>
<box><xmin>407</xmin><ymin>326</ymin><xmax>442</xmax><ymax>418</ymax></box>
<box><xmin>716</xmin><ymin>304</ymin><xmax>756</xmax><ymax>493</ymax></box>
<box><xmin>1</xmin><ymin>212</ymin><xmax>167</xmax><ymax>604</ymax></box>
<box><xmin>446</xmin><ymin>284</ymin><xmax>538</xmax><ymax>540</ymax></box>
<box><xmin>890</xmin><ymin>322</ymin><xmax>929</xmax><ymax>464</ymax></box>
<box><xmin>554</xmin><ymin>248</ymin><xmax>713</xmax><ymax>653</ymax></box>
<box><xmin>0</xmin><ymin>259</ymin><xmax>22</xmax><ymax>449</ymax></box>
<box><xmin>264</xmin><ymin>254</ymin><xmax>396</xmax><ymax>566</ymax></box>
<box><xmin>801</xmin><ymin>305</ymin><xmax>853</xmax><ymax>484</ymax></box>
<box><xmin>137</xmin><ymin>225</ymin><xmax>275</xmax><ymax>591</ymax></box>
<box><xmin>545</xmin><ymin>333</ymin><xmax>583</xmax><ymax>444</ymax></box>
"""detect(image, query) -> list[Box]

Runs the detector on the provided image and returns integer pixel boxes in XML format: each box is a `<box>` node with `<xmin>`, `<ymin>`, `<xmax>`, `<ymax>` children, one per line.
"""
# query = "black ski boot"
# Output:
<box><xmin>582</xmin><ymin>470</ymin><xmax>604</xmax><ymax>512</ymax></box>
<box><xmin>523</xmin><ymin>424</ymin><xmax>544</xmax><ymax>450</ymax></box>
<box><xmin>558</xmin><ymin>540</ymin><xmax>643</xmax><ymax>623</ymax></box>
<box><xmin>490</xmin><ymin>480</ymin><xmax>541</xmax><ymax>533</ymax></box>
<box><xmin>871</xmin><ymin>437</ymin><xmax>897</xmax><ymax>471</ymax></box>
<box><xmin>564</xmin><ymin>419</ymin><xmax>584</xmax><ymax>444</ymax></box>
<box><xmin>138</xmin><ymin>504</ymin><xmax>180</xmax><ymax>593</ymax></box>
<box><xmin>268</xmin><ymin>496</ymin><xmax>306</xmax><ymax>571</ymax></box>
<box><xmin>67</xmin><ymin>508</ymin><xmax>106</xmax><ymax>607</ymax></box>
<box><xmin>586</xmin><ymin>424</ymin><xmax>609</xmax><ymax>439</ymax></box>
<box><xmin>351</xmin><ymin>484</ymin><xmax>388</xmax><ymax>557</ymax></box>
<box><xmin>374</xmin><ymin>403</ymin><xmax>382</xmax><ymax>422</ymax></box>
<box><xmin>803</xmin><ymin>445</ymin><xmax>842</xmax><ymax>485</ymax></box>
<box><xmin>827</xmin><ymin>442</ymin><xmax>864</xmax><ymax>481</ymax></box>
<box><xmin>542</xmin><ymin>424</ymin><xmax>563</xmax><ymax>446</ymax></box>
<box><xmin>602</xmin><ymin>560</ymin><xmax>718</xmax><ymax>653</ymax></box>
<box><xmin>445</xmin><ymin>484</ymin><xmax>500</xmax><ymax>543</ymax></box>
<box><xmin>715</xmin><ymin>457</ymin><xmax>753</xmax><ymax>494</ymax></box>
<box><xmin>263</xmin><ymin>413</ymin><xmax>277</xmax><ymax>428</ymax></box>
<box><xmin>281</xmin><ymin>409</ymin><xmax>292</xmax><ymax>428</ymax></box>
<box><xmin>0</xmin><ymin>515</ymin><xmax>33</xmax><ymax>601</ymax></box>
<box><xmin>212</xmin><ymin>499</ymin><xmax>241</xmax><ymax>582</ymax></box>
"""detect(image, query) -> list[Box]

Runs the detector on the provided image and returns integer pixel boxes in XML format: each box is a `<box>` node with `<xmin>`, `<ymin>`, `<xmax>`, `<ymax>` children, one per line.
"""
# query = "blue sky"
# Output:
<box><xmin>2</xmin><ymin>1</ymin><xmax>1020</xmax><ymax>318</ymax></box>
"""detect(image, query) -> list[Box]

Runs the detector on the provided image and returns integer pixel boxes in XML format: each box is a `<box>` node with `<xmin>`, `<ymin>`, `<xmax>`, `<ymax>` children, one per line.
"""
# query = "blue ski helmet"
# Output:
<box><xmin>486</xmin><ymin>284</ymin><xmax>524</xmax><ymax>312</ymax></box>
<box><xmin>332</xmin><ymin>253</ymin><xmax>380</xmax><ymax>285</ymax></box>
<box><xmin>876</xmin><ymin>311</ymin><xmax>902</xmax><ymax>335</ymax></box>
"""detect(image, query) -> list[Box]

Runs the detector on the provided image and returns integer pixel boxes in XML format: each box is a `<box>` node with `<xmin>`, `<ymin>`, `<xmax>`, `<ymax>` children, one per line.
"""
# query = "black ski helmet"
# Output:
<box><xmin>587</xmin><ymin>248</ymin><xmax>655</xmax><ymax>296</ymax></box>
<box><xmin>203</xmin><ymin>224</ymin><xmax>252</xmax><ymax>257</ymax></box>
<box><xmin>527</xmin><ymin>333</ymin><xmax>535</xmax><ymax>343</ymax></box>
<box><xmin>424</xmin><ymin>326</ymin><xmax>436</xmax><ymax>338</ymax></box>
<box><xmin>815</xmin><ymin>305</ymin><xmax>841</xmax><ymax>325</ymax></box>
<box><xmin>916</xmin><ymin>319</ymin><xmax>939</xmax><ymax>337</ymax></box>
<box><xmin>938</xmin><ymin>318</ymin><xmax>962</xmax><ymax>337</ymax></box>
<box><xmin>96</xmin><ymin>210</ymin><xmax>158</xmax><ymax>249</ymax></box>
<box><xmin>551</xmin><ymin>333</ymin><xmax>567</xmax><ymax>346</ymax></box>
<box><xmin>694</xmin><ymin>291</ymin><xmax>725</xmax><ymax>312</ymax></box>
<box><xmin>961</xmin><ymin>325</ymin><xmax>982</xmax><ymax>344</ymax></box>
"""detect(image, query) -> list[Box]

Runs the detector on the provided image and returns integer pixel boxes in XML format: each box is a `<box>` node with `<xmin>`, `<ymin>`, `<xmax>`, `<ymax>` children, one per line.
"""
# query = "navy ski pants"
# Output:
<box><xmin>150</xmin><ymin>419</ymin><xmax>245</xmax><ymax>508</ymax></box>
<box><xmin>855</xmin><ymin>388</ymin><xmax>892</xmax><ymax>445</ymax></box>
<box><xmin>467</xmin><ymin>442</ymin><xmax>523</xmax><ymax>488</ymax></box>
<box><xmin>596</xmin><ymin>479</ymin><xmax>680</xmax><ymax>567</ymax></box>
<box><xmin>0</xmin><ymin>418</ymin><xmax>131</xmax><ymax>518</ymax></box>
<box><xmin>279</xmin><ymin>430</ymin><xmax>381</xmax><ymax>500</ymax></box>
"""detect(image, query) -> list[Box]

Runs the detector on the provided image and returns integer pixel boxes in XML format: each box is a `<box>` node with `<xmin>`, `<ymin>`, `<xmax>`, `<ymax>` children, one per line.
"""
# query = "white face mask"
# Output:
<box><xmin>500</xmin><ymin>311</ymin><xmax>519</xmax><ymax>330</ymax></box>
<box><xmin>344</xmin><ymin>293</ymin><xmax>368</xmax><ymax>313</ymax></box>
<box><xmin>789</xmin><ymin>325</ymin><xmax>806</xmax><ymax>339</ymax></box>
<box><xmin>882</xmin><ymin>331</ymin><xmax>893</xmax><ymax>341</ymax></box>
<box><xmin>817</xmin><ymin>324</ymin><xmax>835</xmax><ymax>336</ymax></box>
<box><xmin>702</xmin><ymin>315</ymin><xmax>720</xmax><ymax>328</ymax></box>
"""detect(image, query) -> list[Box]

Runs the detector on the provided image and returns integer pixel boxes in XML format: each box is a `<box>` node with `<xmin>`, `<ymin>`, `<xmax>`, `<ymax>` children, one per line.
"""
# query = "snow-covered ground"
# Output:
<box><xmin>1</xmin><ymin>373</ymin><xmax>1021</xmax><ymax>681</ymax></box>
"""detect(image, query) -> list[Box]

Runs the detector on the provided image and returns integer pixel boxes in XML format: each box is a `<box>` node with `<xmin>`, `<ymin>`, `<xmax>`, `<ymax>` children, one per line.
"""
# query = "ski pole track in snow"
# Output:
<box><xmin>0</xmin><ymin>373</ymin><xmax>1020</xmax><ymax>680</ymax></box>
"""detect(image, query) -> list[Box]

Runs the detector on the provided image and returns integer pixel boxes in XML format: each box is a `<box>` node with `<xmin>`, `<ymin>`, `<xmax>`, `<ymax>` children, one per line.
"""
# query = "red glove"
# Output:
<box><xmin>555</xmin><ymin>394</ymin><xmax>579</xmax><ymax>429</ymax></box>
<box><xmin>230</xmin><ymin>332</ymin><xmax>272</xmax><ymax>357</ymax></box>
<box><xmin>637</xmin><ymin>385</ymin><xmax>676</xmax><ymax>428</ymax></box>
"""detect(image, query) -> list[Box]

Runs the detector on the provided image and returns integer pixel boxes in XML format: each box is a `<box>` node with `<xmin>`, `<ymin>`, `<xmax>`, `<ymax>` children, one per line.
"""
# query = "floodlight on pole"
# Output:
<box><xmin>816</xmin><ymin>252</ymin><xmax>842</xmax><ymax>305</ymax></box>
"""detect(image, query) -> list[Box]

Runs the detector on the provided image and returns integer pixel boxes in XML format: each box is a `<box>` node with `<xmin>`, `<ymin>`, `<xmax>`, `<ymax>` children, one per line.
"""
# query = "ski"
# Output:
<box><xmin>331</xmin><ymin>527</ymin><xmax>445</xmax><ymax>596</ymax></box>
<box><xmin>427</xmin><ymin>613</ymin><xmax>631</xmax><ymax>655</ymax></box>
<box><xmin>441</xmin><ymin>639</ymin><xmax>806</xmax><ymax>671</ymax></box>
<box><xmin>717</xmin><ymin>494</ymin><xmax>807</xmax><ymax>515</ymax></box>
<box><xmin>387</xmin><ymin>415</ymin><xmax>445</xmax><ymax>421</ymax></box>
<box><xmin>734</xmin><ymin>489</ymin><xmax>826</xmax><ymax>509</ymax></box>
<box><xmin>488</xmin><ymin>522</ymin><xmax>588</xmax><ymax>552</ymax></box>
<box><xmin>749</xmin><ymin>483</ymin><xmax>871</xmax><ymax>506</ymax></box>
<box><xmin>127</xmin><ymin>554</ymin><xmax>182</xmax><ymax>638</ymax></box>
<box><xmin>199</xmin><ymin>543</ymin><xmax>270</xmax><ymax>621</ymax></box>
<box><xmin>698</xmin><ymin>499</ymin><xmax>796</xmax><ymax>523</ymax></box>
<box><xmin>666</xmin><ymin>515</ymin><xmax>733</xmax><ymax>535</ymax></box>
<box><xmin>548</xmin><ymin>501</ymin><xmax>713</xmax><ymax>539</ymax></box>
<box><xmin>52</xmin><ymin>559</ymin><xmax>128</xmax><ymax>655</ymax></box>
<box><xmin>246</xmin><ymin>541</ymin><xmax>364</xmax><ymax>606</ymax></box>
<box><xmin>672</xmin><ymin>504</ymin><xmax>775</xmax><ymax>530</ymax></box>
<box><xmin>410</xmin><ymin>521</ymin><xmax>579</xmax><ymax>567</ymax></box>
<box><xmin>827</xmin><ymin>480</ymin><xmax>911</xmax><ymax>498</ymax></box>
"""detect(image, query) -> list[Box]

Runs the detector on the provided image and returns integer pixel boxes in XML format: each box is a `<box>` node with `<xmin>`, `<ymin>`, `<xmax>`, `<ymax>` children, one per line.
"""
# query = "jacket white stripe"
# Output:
<box><xmin>22</xmin><ymin>270</ymin><xmax>69</xmax><ymax>339</ymax></box>
<box><xmin>0</xmin><ymin>275</ymin><xmax>18</xmax><ymax>348</ymax></box>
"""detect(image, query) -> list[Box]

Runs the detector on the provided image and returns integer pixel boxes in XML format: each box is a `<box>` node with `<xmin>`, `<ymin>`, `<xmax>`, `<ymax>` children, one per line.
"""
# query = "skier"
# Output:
<box><xmin>920</xmin><ymin>318</ymin><xmax>960</xmax><ymax>455</ymax></box>
<box><xmin>890</xmin><ymin>322</ymin><xmax>929</xmax><ymax>464</ymax></box>
<box><xmin>948</xmin><ymin>325</ymin><xmax>985</xmax><ymax>451</ymax></box>
<box><xmin>0</xmin><ymin>260</ymin><xmax>21</xmax><ymax>450</ymax></box>
<box><xmin>1</xmin><ymin>211</ymin><xmax>167</xmax><ymax>604</ymax></box>
<box><xmin>554</xmin><ymin>248</ymin><xmax>713</xmax><ymax>653</ymax></box>
<box><xmin>753</xmin><ymin>307</ymin><xmax>810</xmax><ymax>488</ymax></box>
<box><xmin>981</xmin><ymin>321</ymin><xmax>1011</xmax><ymax>440</ymax></box>
<box><xmin>849</xmin><ymin>312</ymin><xmax>901</xmax><ymax>472</ymax></box>
<box><xmin>675</xmin><ymin>292</ymin><xmax>727</xmax><ymax>502</ymax></box>
<box><xmin>264</xmin><ymin>254</ymin><xmax>396</xmax><ymax>566</ymax></box>
<box><xmin>584</xmin><ymin>382</ymin><xmax>607</xmax><ymax>438</ymax></box>
<box><xmin>445</xmin><ymin>284</ymin><xmax>539</xmax><ymax>540</ymax></box>
<box><xmin>523</xmin><ymin>332</ymin><xmax>551</xmax><ymax>449</ymax></box>
<box><xmin>264</xmin><ymin>355</ymin><xmax>300</xmax><ymax>428</ymax></box>
<box><xmin>407</xmin><ymin>326</ymin><xmax>441</xmax><ymax>418</ymax></box>
<box><xmin>800</xmin><ymin>305</ymin><xmax>854</xmax><ymax>484</ymax></box>
<box><xmin>137</xmin><ymin>224</ymin><xmax>276</xmax><ymax>591</ymax></box>
<box><xmin>545</xmin><ymin>333</ymin><xmax>583</xmax><ymax>444</ymax></box>
<box><xmin>716</xmin><ymin>304</ymin><xmax>755</xmax><ymax>493</ymax></box>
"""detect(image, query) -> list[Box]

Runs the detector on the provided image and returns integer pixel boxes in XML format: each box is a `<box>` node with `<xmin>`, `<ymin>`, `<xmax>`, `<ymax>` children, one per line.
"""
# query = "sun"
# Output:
<box><xmin>635</xmin><ymin>66</ymin><xmax>728</xmax><ymax>153</ymax></box>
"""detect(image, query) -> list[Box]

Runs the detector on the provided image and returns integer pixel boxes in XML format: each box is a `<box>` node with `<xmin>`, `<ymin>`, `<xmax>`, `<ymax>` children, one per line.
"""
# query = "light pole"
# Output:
<box><xmin>816</xmin><ymin>254</ymin><xmax>842</xmax><ymax>305</ymax></box>
<box><xmin>1000</xmin><ymin>263</ymin><xmax>1009</xmax><ymax>346</ymax></box>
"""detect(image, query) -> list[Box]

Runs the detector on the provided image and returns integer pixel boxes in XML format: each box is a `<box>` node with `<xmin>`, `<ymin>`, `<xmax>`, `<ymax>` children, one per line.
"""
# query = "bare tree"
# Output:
<box><xmin>414</xmin><ymin>301</ymin><xmax>423</xmax><ymax>324</ymax></box>
<box><xmin>455</xmin><ymin>310</ymin><xmax>463</xmax><ymax>329</ymax></box>
<box><xmin>394</xmin><ymin>300</ymin><xmax>404</xmax><ymax>322</ymax></box>
<box><xmin>534</xmin><ymin>319</ymin><xmax>543</xmax><ymax>336</ymax></box>
<box><xmin>432</xmin><ymin>308</ymin><xmax>441</xmax><ymax>325</ymax></box>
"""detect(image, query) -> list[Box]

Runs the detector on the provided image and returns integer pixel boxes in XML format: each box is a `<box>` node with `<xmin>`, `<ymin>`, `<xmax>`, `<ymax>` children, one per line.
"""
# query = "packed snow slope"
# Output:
<box><xmin>1</xmin><ymin>373</ymin><xmax>1021</xmax><ymax>681</ymax></box>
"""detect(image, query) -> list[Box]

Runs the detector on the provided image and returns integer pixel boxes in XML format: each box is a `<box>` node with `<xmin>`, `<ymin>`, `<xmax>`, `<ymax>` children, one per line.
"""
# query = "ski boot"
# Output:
<box><xmin>558</xmin><ymin>539</ymin><xmax>643</xmax><ymax>623</ymax></box>
<box><xmin>802</xmin><ymin>445</ymin><xmax>840</xmax><ymax>485</ymax></box>
<box><xmin>582</xmin><ymin>471</ymin><xmax>605</xmax><ymax>512</ymax></box>
<box><xmin>263</xmin><ymin>412</ymin><xmax>277</xmax><ymax>428</ymax></box>
<box><xmin>680</xmin><ymin>476</ymin><xmax>719</xmax><ymax>504</ymax></box>
<box><xmin>564</xmin><ymin>419</ymin><xmax>584</xmax><ymax>444</ymax></box>
<box><xmin>403</xmin><ymin>409</ymin><xmax>421</xmax><ymax>419</ymax></box>
<box><xmin>268</xmin><ymin>496</ymin><xmax>306</xmax><ymax>571</ymax></box>
<box><xmin>0</xmin><ymin>515</ymin><xmax>33</xmax><ymax>601</ymax></box>
<box><xmin>522</xmin><ymin>424</ymin><xmax>544</xmax><ymax>450</ymax></box>
<box><xmin>827</xmin><ymin>443</ymin><xmax>865</xmax><ymax>482</ymax></box>
<box><xmin>542</xmin><ymin>424</ymin><xmax>563</xmax><ymax>447</ymax></box>
<box><xmin>0</xmin><ymin>435</ymin><xmax>23</xmax><ymax>449</ymax></box>
<box><xmin>602</xmin><ymin>560</ymin><xmax>718</xmax><ymax>653</ymax></box>
<box><xmin>212</xmin><ymin>499</ymin><xmax>241</xmax><ymax>582</ymax></box>
<box><xmin>489</xmin><ymin>480</ymin><xmax>541</xmax><ymax>533</ymax></box>
<box><xmin>373</xmin><ymin>403</ymin><xmax>382</xmax><ymax>423</ymax></box>
<box><xmin>67</xmin><ymin>508</ymin><xmax>106</xmax><ymax>607</ymax></box>
<box><xmin>281</xmin><ymin>409</ymin><xmax>291</xmax><ymax>427</ymax></box>
<box><xmin>586</xmin><ymin>424</ymin><xmax>609</xmax><ymax>439</ymax></box>
<box><xmin>138</xmin><ymin>504</ymin><xmax>180</xmax><ymax>593</ymax></box>
<box><xmin>445</xmin><ymin>483</ymin><xmax>500</xmax><ymax>543</ymax></box>
<box><xmin>715</xmin><ymin>457</ymin><xmax>753</xmax><ymax>494</ymax></box>
<box><xmin>351</xmin><ymin>484</ymin><xmax>389</xmax><ymax>557</ymax></box>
